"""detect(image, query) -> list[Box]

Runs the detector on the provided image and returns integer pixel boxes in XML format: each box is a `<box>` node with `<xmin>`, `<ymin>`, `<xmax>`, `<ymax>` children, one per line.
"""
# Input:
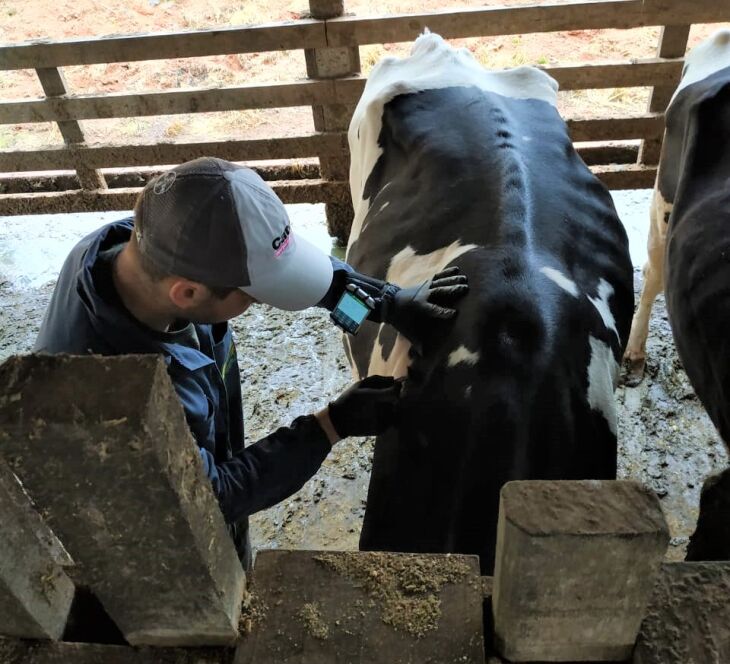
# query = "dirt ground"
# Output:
<box><xmin>1</xmin><ymin>0</ymin><xmax>727</xmax><ymax>150</ymax></box>
<box><xmin>0</xmin><ymin>193</ymin><xmax>727</xmax><ymax>562</ymax></box>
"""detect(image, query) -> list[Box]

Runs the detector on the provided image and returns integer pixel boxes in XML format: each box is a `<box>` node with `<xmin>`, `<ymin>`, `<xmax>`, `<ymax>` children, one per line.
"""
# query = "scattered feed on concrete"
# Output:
<box><xmin>238</xmin><ymin>587</ymin><xmax>268</xmax><ymax>637</ymax></box>
<box><xmin>315</xmin><ymin>552</ymin><xmax>470</xmax><ymax>638</ymax></box>
<box><xmin>297</xmin><ymin>602</ymin><xmax>329</xmax><ymax>640</ymax></box>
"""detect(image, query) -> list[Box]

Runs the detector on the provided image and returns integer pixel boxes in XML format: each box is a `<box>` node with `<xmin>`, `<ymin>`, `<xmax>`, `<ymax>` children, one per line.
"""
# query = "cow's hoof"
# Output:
<box><xmin>622</xmin><ymin>356</ymin><xmax>646</xmax><ymax>387</ymax></box>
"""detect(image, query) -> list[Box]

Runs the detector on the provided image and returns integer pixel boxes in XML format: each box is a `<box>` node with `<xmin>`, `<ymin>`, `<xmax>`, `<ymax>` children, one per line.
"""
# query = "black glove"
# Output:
<box><xmin>381</xmin><ymin>265</ymin><xmax>468</xmax><ymax>337</ymax></box>
<box><xmin>328</xmin><ymin>375</ymin><xmax>402</xmax><ymax>438</ymax></box>
<box><xmin>348</xmin><ymin>266</ymin><xmax>469</xmax><ymax>347</ymax></box>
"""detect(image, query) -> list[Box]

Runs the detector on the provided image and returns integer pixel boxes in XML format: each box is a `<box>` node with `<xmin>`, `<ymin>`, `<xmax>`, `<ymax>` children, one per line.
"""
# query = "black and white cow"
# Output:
<box><xmin>345</xmin><ymin>32</ymin><xmax>634</xmax><ymax>573</ymax></box>
<box><xmin>624</xmin><ymin>29</ymin><xmax>730</xmax><ymax>560</ymax></box>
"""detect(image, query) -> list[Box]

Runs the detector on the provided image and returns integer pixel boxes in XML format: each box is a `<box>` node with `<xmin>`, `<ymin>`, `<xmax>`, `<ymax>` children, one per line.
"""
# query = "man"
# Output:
<box><xmin>35</xmin><ymin>157</ymin><xmax>467</xmax><ymax>568</ymax></box>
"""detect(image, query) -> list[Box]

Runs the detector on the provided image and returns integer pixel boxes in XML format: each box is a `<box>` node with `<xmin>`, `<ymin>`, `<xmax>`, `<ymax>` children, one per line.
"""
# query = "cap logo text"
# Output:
<box><xmin>272</xmin><ymin>225</ymin><xmax>291</xmax><ymax>257</ymax></box>
<box><xmin>153</xmin><ymin>170</ymin><xmax>177</xmax><ymax>195</ymax></box>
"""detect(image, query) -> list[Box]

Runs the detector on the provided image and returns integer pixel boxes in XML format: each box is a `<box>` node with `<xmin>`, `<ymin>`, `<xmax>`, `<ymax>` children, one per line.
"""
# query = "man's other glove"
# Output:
<box><xmin>380</xmin><ymin>266</ymin><xmax>468</xmax><ymax>340</ymax></box>
<box><xmin>328</xmin><ymin>375</ymin><xmax>402</xmax><ymax>438</ymax></box>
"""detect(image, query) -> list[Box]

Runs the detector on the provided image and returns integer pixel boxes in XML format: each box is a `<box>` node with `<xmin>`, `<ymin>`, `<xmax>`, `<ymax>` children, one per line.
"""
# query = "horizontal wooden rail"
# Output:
<box><xmin>0</xmin><ymin>180</ymin><xmax>350</xmax><ymax>215</ymax></box>
<box><xmin>0</xmin><ymin>163</ymin><xmax>321</xmax><ymax>195</ymax></box>
<box><xmin>2</xmin><ymin>0</ymin><xmax>728</xmax><ymax>71</ymax></box>
<box><xmin>592</xmin><ymin>163</ymin><xmax>658</xmax><ymax>188</ymax></box>
<box><xmin>0</xmin><ymin>81</ymin><xmax>340</xmax><ymax>124</ymax></box>
<box><xmin>0</xmin><ymin>58</ymin><xmax>683</xmax><ymax>125</ymax></box>
<box><xmin>0</xmin><ymin>122</ymin><xmax>655</xmax><ymax>176</ymax></box>
<box><xmin>545</xmin><ymin>58</ymin><xmax>682</xmax><ymax>90</ymax></box>
<box><xmin>0</xmin><ymin>135</ymin><xmax>347</xmax><ymax>172</ymax></box>
<box><xmin>325</xmin><ymin>0</ymin><xmax>730</xmax><ymax>46</ymax></box>
<box><xmin>0</xmin><ymin>162</ymin><xmax>657</xmax><ymax>216</ymax></box>
<box><xmin>0</xmin><ymin>144</ymin><xmax>636</xmax><ymax>196</ymax></box>
<box><xmin>0</xmin><ymin>20</ymin><xmax>326</xmax><ymax>70</ymax></box>
<box><xmin>566</xmin><ymin>114</ymin><xmax>664</xmax><ymax>141</ymax></box>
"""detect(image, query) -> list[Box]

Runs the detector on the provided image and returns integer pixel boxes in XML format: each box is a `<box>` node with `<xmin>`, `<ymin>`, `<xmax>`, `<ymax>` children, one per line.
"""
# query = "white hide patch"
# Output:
<box><xmin>368</xmin><ymin>325</ymin><xmax>411</xmax><ymax>379</ymax></box>
<box><xmin>385</xmin><ymin>242</ymin><xmax>478</xmax><ymax>287</ymax></box>
<box><xmin>540</xmin><ymin>266</ymin><xmax>579</xmax><ymax>297</ymax></box>
<box><xmin>366</xmin><ymin>240</ymin><xmax>479</xmax><ymax>376</ymax></box>
<box><xmin>587</xmin><ymin>279</ymin><xmax>619</xmax><ymax>342</ymax></box>
<box><xmin>587</xmin><ymin>336</ymin><xmax>620</xmax><ymax>435</ymax></box>
<box><xmin>347</xmin><ymin>31</ymin><xmax>559</xmax><ymax>248</ymax></box>
<box><xmin>448</xmin><ymin>346</ymin><xmax>481</xmax><ymax>367</ymax></box>
<box><xmin>672</xmin><ymin>29</ymin><xmax>730</xmax><ymax>103</ymax></box>
<box><xmin>465</xmin><ymin>385</ymin><xmax>472</xmax><ymax>398</ymax></box>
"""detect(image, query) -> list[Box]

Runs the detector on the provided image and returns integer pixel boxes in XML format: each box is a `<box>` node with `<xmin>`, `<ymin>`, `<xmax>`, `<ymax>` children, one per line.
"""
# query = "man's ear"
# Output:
<box><xmin>167</xmin><ymin>278</ymin><xmax>207</xmax><ymax>310</ymax></box>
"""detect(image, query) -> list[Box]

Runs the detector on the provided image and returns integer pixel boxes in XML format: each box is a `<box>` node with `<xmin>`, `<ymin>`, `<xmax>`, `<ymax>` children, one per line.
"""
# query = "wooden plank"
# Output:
<box><xmin>545</xmin><ymin>58</ymin><xmax>682</xmax><ymax>90</ymax></box>
<box><xmin>591</xmin><ymin>163</ymin><xmax>658</xmax><ymax>188</ymax></box>
<box><xmin>0</xmin><ymin>20</ymin><xmax>326</xmax><ymax>70</ymax></box>
<box><xmin>0</xmin><ymin>80</ymin><xmax>341</xmax><ymax>124</ymax></box>
<box><xmin>0</xmin><ymin>134</ymin><xmax>346</xmax><ymax>172</ymax></box>
<box><xmin>235</xmin><ymin>550</ymin><xmax>484</xmax><ymax>664</ymax></box>
<box><xmin>0</xmin><ymin>163</ymin><xmax>321</xmax><ymax>195</ymax></box>
<box><xmin>34</xmin><ymin>67</ymin><xmax>105</xmax><ymax>190</ymax></box>
<box><xmin>0</xmin><ymin>132</ymin><xmax>643</xmax><ymax>177</ymax></box>
<box><xmin>0</xmin><ymin>638</ymin><xmax>233</xmax><ymax>664</ymax></box>
<box><xmin>640</xmin><ymin>24</ymin><xmax>691</xmax><ymax>165</ymax></box>
<box><xmin>0</xmin><ymin>163</ymin><xmax>654</xmax><ymax>214</ymax></box>
<box><xmin>335</xmin><ymin>59</ymin><xmax>683</xmax><ymax>99</ymax></box>
<box><xmin>325</xmin><ymin>0</ymin><xmax>730</xmax><ymax>47</ymax></box>
<box><xmin>1</xmin><ymin>57</ymin><xmax>681</xmax><ymax>127</ymax></box>
<box><xmin>3</xmin><ymin>1</ymin><xmax>727</xmax><ymax>72</ymax></box>
<box><xmin>577</xmin><ymin>142</ymin><xmax>639</xmax><ymax>165</ymax></box>
<box><xmin>567</xmin><ymin>114</ymin><xmax>664</xmax><ymax>141</ymax></box>
<box><xmin>0</xmin><ymin>179</ymin><xmax>350</xmax><ymax>215</ymax></box>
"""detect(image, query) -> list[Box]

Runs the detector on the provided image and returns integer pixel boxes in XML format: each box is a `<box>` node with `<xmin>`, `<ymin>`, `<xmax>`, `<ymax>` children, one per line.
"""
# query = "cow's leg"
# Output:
<box><xmin>686</xmin><ymin>467</ymin><xmax>730</xmax><ymax>561</ymax></box>
<box><xmin>623</xmin><ymin>187</ymin><xmax>671</xmax><ymax>386</ymax></box>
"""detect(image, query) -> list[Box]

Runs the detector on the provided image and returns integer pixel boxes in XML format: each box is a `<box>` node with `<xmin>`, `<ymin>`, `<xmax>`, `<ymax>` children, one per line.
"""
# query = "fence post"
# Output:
<box><xmin>35</xmin><ymin>67</ymin><xmax>106</xmax><ymax>191</ymax></box>
<box><xmin>638</xmin><ymin>25</ymin><xmax>691</xmax><ymax>166</ymax></box>
<box><xmin>306</xmin><ymin>0</ymin><xmax>359</xmax><ymax>245</ymax></box>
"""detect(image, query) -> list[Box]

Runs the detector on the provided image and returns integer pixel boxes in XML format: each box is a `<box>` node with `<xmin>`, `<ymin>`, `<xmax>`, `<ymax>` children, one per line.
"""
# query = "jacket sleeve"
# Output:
<box><xmin>170</xmin><ymin>367</ymin><xmax>332</xmax><ymax>525</ymax></box>
<box><xmin>198</xmin><ymin>415</ymin><xmax>331</xmax><ymax>523</ymax></box>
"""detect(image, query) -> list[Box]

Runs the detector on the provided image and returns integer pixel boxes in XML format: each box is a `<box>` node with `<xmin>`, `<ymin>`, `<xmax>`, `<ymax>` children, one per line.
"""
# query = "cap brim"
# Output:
<box><xmin>239</xmin><ymin>234</ymin><xmax>334</xmax><ymax>311</ymax></box>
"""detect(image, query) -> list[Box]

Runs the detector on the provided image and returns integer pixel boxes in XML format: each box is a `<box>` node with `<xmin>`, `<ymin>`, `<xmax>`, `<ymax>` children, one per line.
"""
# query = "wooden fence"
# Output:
<box><xmin>1</xmin><ymin>0</ymin><xmax>730</xmax><ymax>240</ymax></box>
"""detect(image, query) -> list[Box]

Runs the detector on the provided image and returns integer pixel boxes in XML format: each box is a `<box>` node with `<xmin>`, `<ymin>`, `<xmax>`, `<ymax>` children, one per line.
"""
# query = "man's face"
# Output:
<box><xmin>180</xmin><ymin>287</ymin><xmax>256</xmax><ymax>324</ymax></box>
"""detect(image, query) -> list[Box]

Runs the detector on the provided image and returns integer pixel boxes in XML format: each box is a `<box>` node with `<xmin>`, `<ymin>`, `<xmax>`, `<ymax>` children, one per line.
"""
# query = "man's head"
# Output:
<box><xmin>129</xmin><ymin>157</ymin><xmax>333</xmax><ymax>324</ymax></box>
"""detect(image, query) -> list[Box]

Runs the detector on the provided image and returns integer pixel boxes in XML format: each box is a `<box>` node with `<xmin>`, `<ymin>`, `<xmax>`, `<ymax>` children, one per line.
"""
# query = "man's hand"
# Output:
<box><xmin>346</xmin><ymin>266</ymin><xmax>469</xmax><ymax>349</ymax></box>
<box><xmin>326</xmin><ymin>375</ymin><xmax>402</xmax><ymax>439</ymax></box>
<box><xmin>380</xmin><ymin>266</ymin><xmax>468</xmax><ymax>345</ymax></box>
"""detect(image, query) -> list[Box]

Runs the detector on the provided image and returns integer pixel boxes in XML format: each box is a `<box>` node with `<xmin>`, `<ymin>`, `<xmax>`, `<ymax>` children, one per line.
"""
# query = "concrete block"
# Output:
<box><xmin>235</xmin><ymin>550</ymin><xmax>484</xmax><ymax>663</ymax></box>
<box><xmin>633</xmin><ymin>562</ymin><xmax>730</xmax><ymax>664</ymax></box>
<box><xmin>0</xmin><ymin>462</ymin><xmax>74</xmax><ymax>639</ymax></box>
<box><xmin>493</xmin><ymin>480</ymin><xmax>669</xmax><ymax>662</ymax></box>
<box><xmin>0</xmin><ymin>460</ymin><xmax>73</xmax><ymax>567</ymax></box>
<box><xmin>0</xmin><ymin>354</ymin><xmax>245</xmax><ymax>646</ymax></box>
<box><xmin>0</xmin><ymin>637</ymin><xmax>233</xmax><ymax>664</ymax></box>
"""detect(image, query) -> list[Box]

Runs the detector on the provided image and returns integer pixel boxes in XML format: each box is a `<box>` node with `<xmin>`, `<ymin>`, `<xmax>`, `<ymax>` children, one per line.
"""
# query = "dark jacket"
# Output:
<box><xmin>34</xmin><ymin>219</ymin><xmax>331</xmax><ymax>569</ymax></box>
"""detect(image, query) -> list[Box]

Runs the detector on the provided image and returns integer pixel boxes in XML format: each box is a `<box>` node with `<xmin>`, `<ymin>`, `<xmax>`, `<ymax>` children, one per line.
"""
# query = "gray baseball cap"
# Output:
<box><xmin>135</xmin><ymin>157</ymin><xmax>333</xmax><ymax>311</ymax></box>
